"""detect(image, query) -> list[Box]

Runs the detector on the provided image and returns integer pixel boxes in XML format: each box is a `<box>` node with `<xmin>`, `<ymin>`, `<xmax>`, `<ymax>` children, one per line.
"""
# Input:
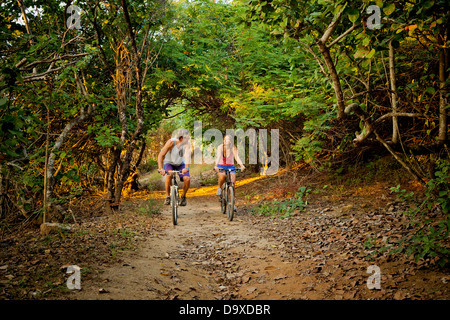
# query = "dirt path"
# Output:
<box><xmin>2</xmin><ymin>168</ymin><xmax>448</xmax><ymax>301</ymax></box>
<box><xmin>72</xmin><ymin>194</ymin><xmax>302</xmax><ymax>300</ymax></box>
<box><xmin>68</xmin><ymin>177</ymin><xmax>449</xmax><ymax>300</ymax></box>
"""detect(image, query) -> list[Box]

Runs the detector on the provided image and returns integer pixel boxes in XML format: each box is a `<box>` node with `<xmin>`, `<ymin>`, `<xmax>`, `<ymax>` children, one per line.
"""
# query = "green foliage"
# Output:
<box><xmin>253</xmin><ymin>186</ymin><xmax>311</xmax><ymax>218</ymax></box>
<box><xmin>291</xmin><ymin>111</ymin><xmax>334</xmax><ymax>163</ymax></box>
<box><xmin>138</xmin><ymin>197</ymin><xmax>162</xmax><ymax>217</ymax></box>
<box><xmin>389</xmin><ymin>184</ymin><xmax>415</xmax><ymax>203</ymax></box>
<box><xmin>372</xmin><ymin>160</ymin><xmax>450</xmax><ymax>266</ymax></box>
<box><xmin>0</xmin><ymin>0</ymin><xmax>177</xmax><ymax>218</ymax></box>
<box><xmin>0</xmin><ymin>0</ymin><xmax>448</xmax><ymax>265</ymax></box>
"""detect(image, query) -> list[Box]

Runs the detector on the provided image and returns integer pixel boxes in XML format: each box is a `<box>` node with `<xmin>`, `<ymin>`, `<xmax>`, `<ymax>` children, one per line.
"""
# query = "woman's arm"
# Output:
<box><xmin>233</xmin><ymin>146</ymin><xmax>245</xmax><ymax>170</ymax></box>
<box><xmin>214</xmin><ymin>144</ymin><xmax>223</xmax><ymax>171</ymax></box>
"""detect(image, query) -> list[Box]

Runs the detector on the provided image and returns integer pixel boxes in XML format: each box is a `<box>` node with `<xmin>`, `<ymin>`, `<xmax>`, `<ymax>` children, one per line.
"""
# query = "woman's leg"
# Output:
<box><xmin>230</xmin><ymin>172</ymin><xmax>237</xmax><ymax>211</ymax></box>
<box><xmin>218</xmin><ymin>172</ymin><xmax>226</xmax><ymax>188</ymax></box>
<box><xmin>216</xmin><ymin>172</ymin><xmax>226</xmax><ymax>196</ymax></box>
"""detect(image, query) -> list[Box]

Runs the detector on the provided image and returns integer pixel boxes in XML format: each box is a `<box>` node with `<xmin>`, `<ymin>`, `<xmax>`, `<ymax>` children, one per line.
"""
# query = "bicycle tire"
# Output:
<box><xmin>227</xmin><ymin>186</ymin><xmax>235</xmax><ymax>221</ymax></box>
<box><xmin>171</xmin><ymin>186</ymin><xmax>178</xmax><ymax>225</ymax></box>
<box><xmin>221</xmin><ymin>185</ymin><xmax>227</xmax><ymax>214</ymax></box>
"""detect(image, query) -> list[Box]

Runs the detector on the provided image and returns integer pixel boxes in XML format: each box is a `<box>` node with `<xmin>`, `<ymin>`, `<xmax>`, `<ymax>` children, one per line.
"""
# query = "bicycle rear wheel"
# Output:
<box><xmin>226</xmin><ymin>186</ymin><xmax>235</xmax><ymax>221</ymax></box>
<box><xmin>171</xmin><ymin>186</ymin><xmax>178</xmax><ymax>225</ymax></box>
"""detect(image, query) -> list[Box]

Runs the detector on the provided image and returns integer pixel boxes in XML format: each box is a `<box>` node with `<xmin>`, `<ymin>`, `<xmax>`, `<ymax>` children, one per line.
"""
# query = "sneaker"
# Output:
<box><xmin>216</xmin><ymin>187</ymin><xmax>222</xmax><ymax>196</ymax></box>
<box><xmin>164</xmin><ymin>196</ymin><xmax>170</xmax><ymax>205</ymax></box>
<box><xmin>180</xmin><ymin>196</ymin><xmax>187</xmax><ymax>206</ymax></box>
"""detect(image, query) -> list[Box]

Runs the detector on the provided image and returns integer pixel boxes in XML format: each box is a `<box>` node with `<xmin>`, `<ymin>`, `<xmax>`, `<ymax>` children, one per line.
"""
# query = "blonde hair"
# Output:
<box><xmin>223</xmin><ymin>134</ymin><xmax>234</xmax><ymax>155</ymax></box>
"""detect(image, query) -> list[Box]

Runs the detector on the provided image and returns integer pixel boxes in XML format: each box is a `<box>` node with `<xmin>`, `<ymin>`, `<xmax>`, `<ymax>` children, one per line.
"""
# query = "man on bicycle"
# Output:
<box><xmin>158</xmin><ymin>129</ymin><xmax>191</xmax><ymax>206</ymax></box>
<box><xmin>214</xmin><ymin>134</ymin><xmax>245</xmax><ymax>197</ymax></box>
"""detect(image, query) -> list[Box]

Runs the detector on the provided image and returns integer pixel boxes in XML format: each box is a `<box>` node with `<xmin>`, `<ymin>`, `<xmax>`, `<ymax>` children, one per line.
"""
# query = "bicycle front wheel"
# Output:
<box><xmin>171</xmin><ymin>187</ymin><xmax>178</xmax><ymax>225</ymax></box>
<box><xmin>221</xmin><ymin>185</ymin><xmax>227</xmax><ymax>214</ymax></box>
<box><xmin>226</xmin><ymin>186</ymin><xmax>235</xmax><ymax>221</ymax></box>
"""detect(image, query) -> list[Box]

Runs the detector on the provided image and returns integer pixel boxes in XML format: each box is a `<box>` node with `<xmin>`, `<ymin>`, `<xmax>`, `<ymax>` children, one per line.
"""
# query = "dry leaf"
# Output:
<box><xmin>274</xmin><ymin>274</ymin><xmax>287</xmax><ymax>280</ymax></box>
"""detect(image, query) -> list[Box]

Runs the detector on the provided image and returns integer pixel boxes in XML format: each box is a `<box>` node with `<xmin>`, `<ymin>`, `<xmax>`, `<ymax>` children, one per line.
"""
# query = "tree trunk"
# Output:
<box><xmin>389</xmin><ymin>40</ymin><xmax>399</xmax><ymax>144</ymax></box>
<box><xmin>45</xmin><ymin>74</ymin><xmax>92</xmax><ymax>205</ymax></box>
<box><xmin>106</xmin><ymin>147</ymin><xmax>121</xmax><ymax>206</ymax></box>
<box><xmin>46</xmin><ymin>107</ymin><xmax>92</xmax><ymax>202</ymax></box>
<box><xmin>16</xmin><ymin>0</ymin><xmax>37</xmax><ymax>75</ymax></box>
<box><xmin>114</xmin><ymin>98</ymin><xmax>144</xmax><ymax>204</ymax></box>
<box><xmin>110</xmin><ymin>0</ymin><xmax>145</xmax><ymax>206</ymax></box>
<box><xmin>438</xmin><ymin>40</ymin><xmax>447</xmax><ymax>143</ymax></box>
<box><xmin>135</xmin><ymin>141</ymin><xmax>146</xmax><ymax>169</ymax></box>
<box><xmin>316</xmin><ymin>41</ymin><xmax>346</xmax><ymax>120</ymax></box>
<box><xmin>314</xmin><ymin>9</ymin><xmax>347</xmax><ymax>120</ymax></box>
<box><xmin>43</xmin><ymin>95</ymin><xmax>50</xmax><ymax>223</ymax></box>
<box><xmin>0</xmin><ymin>164</ymin><xmax>3</xmax><ymax>220</ymax></box>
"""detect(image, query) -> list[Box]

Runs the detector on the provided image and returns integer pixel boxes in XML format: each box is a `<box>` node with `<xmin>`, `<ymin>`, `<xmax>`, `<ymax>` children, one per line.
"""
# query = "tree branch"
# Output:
<box><xmin>298</xmin><ymin>40</ymin><xmax>328</xmax><ymax>77</ymax></box>
<box><xmin>22</xmin><ymin>61</ymin><xmax>78</xmax><ymax>82</ymax></box>
<box><xmin>20</xmin><ymin>53</ymin><xmax>89</xmax><ymax>70</ymax></box>
<box><xmin>320</xmin><ymin>9</ymin><xmax>344</xmax><ymax>44</ymax></box>
<box><xmin>374</xmin><ymin>131</ymin><xmax>425</xmax><ymax>184</ymax></box>
<box><xmin>374</xmin><ymin>112</ymin><xmax>423</xmax><ymax>124</ymax></box>
<box><xmin>328</xmin><ymin>23</ymin><xmax>356</xmax><ymax>48</ymax></box>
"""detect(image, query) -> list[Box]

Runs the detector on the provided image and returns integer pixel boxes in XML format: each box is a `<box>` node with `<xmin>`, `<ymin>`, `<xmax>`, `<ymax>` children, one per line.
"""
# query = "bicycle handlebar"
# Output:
<box><xmin>165</xmin><ymin>170</ymin><xmax>181</xmax><ymax>174</ymax></box>
<box><xmin>219</xmin><ymin>168</ymin><xmax>241</xmax><ymax>173</ymax></box>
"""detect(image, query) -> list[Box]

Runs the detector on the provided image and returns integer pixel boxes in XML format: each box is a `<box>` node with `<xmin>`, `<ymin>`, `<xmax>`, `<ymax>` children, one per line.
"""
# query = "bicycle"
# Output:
<box><xmin>218</xmin><ymin>168</ymin><xmax>241</xmax><ymax>221</ymax></box>
<box><xmin>165</xmin><ymin>170</ymin><xmax>181</xmax><ymax>226</ymax></box>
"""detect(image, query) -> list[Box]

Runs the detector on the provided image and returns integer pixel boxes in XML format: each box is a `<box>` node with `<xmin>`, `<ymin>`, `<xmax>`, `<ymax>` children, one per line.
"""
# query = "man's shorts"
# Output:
<box><xmin>164</xmin><ymin>163</ymin><xmax>190</xmax><ymax>181</ymax></box>
<box><xmin>217</xmin><ymin>164</ymin><xmax>236</xmax><ymax>173</ymax></box>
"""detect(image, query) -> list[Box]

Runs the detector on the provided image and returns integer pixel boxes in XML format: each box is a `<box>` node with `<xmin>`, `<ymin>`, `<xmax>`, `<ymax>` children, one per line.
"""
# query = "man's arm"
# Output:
<box><xmin>182</xmin><ymin>143</ymin><xmax>191</xmax><ymax>174</ymax></box>
<box><xmin>184</xmin><ymin>143</ymin><xmax>191</xmax><ymax>166</ymax></box>
<box><xmin>158</xmin><ymin>139</ymin><xmax>174</xmax><ymax>175</ymax></box>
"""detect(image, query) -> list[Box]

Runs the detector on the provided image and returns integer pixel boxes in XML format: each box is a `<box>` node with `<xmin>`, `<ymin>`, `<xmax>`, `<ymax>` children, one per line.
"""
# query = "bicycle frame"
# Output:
<box><xmin>219</xmin><ymin>168</ymin><xmax>241</xmax><ymax>221</ymax></box>
<box><xmin>166</xmin><ymin>170</ymin><xmax>181</xmax><ymax>225</ymax></box>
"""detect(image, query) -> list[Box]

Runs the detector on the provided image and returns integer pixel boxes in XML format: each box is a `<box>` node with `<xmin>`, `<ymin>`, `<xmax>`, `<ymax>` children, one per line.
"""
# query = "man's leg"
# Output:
<box><xmin>163</xmin><ymin>174</ymin><xmax>172</xmax><ymax>205</ymax></box>
<box><xmin>178</xmin><ymin>164</ymin><xmax>190</xmax><ymax>206</ymax></box>
<box><xmin>182</xmin><ymin>176</ymin><xmax>190</xmax><ymax>197</ymax></box>
<box><xmin>163</xmin><ymin>163</ymin><xmax>173</xmax><ymax>205</ymax></box>
<box><xmin>179</xmin><ymin>177</ymin><xmax>189</xmax><ymax>206</ymax></box>
<box><xmin>165</xmin><ymin>174</ymin><xmax>172</xmax><ymax>197</ymax></box>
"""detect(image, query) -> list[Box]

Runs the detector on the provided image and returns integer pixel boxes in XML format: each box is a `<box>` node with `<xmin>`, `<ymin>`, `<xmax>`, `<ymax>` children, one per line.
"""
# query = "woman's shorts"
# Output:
<box><xmin>217</xmin><ymin>164</ymin><xmax>236</xmax><ymax>173</ymax></box>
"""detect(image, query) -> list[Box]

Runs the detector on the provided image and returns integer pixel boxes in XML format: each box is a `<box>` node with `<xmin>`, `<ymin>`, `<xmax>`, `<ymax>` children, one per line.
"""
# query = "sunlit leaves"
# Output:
<box><xmin>345</xmin><ymin>8</ymin><xmax>359</xmax><ymax>23</ymax></box>
<box><xmin>383</xmin><ymin>3</ymin><xmax>396</xmax><ymax>16</ymax></box>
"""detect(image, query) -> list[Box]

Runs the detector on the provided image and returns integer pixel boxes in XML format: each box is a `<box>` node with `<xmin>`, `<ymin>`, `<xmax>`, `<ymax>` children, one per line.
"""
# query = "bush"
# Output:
<box><xmin>373</xmin><ymin>160</ymin><xmax>450</xmax><ymax>266</ymax></box>
<box><xmin>252</xmin><ymin>186</ymin><xmax>311</xmax><ymax>219</ymax></box>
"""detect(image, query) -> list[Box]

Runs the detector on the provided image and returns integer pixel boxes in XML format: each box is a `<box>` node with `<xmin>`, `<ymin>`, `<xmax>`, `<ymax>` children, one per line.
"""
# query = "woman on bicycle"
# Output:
<box><xmin>214</xmin><ymin>134</ymin><xmax>245</xmax><ymax>197</ymax></box>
